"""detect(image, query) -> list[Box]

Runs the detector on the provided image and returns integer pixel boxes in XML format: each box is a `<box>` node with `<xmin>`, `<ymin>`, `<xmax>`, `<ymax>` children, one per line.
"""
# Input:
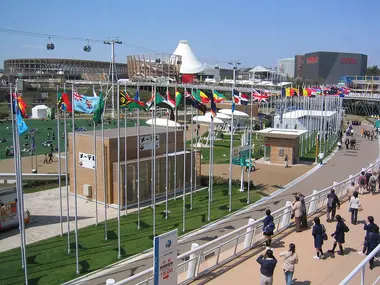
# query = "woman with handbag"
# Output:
<box><xmin>329</xmin><ymin>215</ymin><xmax>349</xmax><ymax>256</ymax></box>
<box><xmin>312</xmin><ymin>217</ymin><xmax>327</xmax><ymax>259</ymax></box>
<box><xmin>279</xmin><ymin>243</ymin><xmax>298</xmax><ymax>285</ymax></box>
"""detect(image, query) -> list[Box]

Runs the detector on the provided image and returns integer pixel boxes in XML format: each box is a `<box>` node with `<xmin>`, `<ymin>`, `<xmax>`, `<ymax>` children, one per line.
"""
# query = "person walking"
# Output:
<box><xmin>344</xmin><ymin>137</ymin><xmax>349</xmax><ymax>149</ymax></box>
<box><xmin>326</xmin><ymin>189</ymin><xmax>340</xmax><ymax>222</ymax></box>
<box><xmin>329</xmin><ymin>215</ymin><xmax>349</xmax><ymax>256</ymax></box>
<box><xmin>284</xmin><ymin>154</ymin><xmax>289</xmax><ymax>168</ymax></box>
<box><xmin>358</xmin><ymin>171</ymin><xmax>367</xmax><ymax>195</ymax></box>
<box><xmin>312</xmin><ymin>217</ymin><xmax>327</xmax><ymax>259</ymax></box>
<box><xmin>348</xmin><ymin>191</ymin><xmax>361</xmax><ymax>225</ymax></box>
<box><xmin>256</xmin><ymin>249</ymin><xmax>277</xmax><ymax>285</ymax></box>
<box><xmin>359</xmin><ymin>216</ymin><xmax>377</xmax><ymax>255</ymax></box>
<box><xmin>43</xmin><ymin>153</ymin><xmax>48</xmax><ymax>164</ymax></box>
<box><xmin>369</xmin><ymin>173</ymin><xmax>377</xmax><ymax>195</ymax></box>
<box><xmin>346</xmin><ymin>181</ymin><xmax>356</xmax><ymax>202</ymax></box>
<box><xmin>263</xmin><ymin>209</ymin><xmax>275</xmax><ymax>249</ymax></box>
<box><xmin>297</xmin><ymin>193</ymin><xmax>308</xmax><ymax>229</ymax></box>
<box><xmin>280</xmin><ymin>243</ymin><xmax>298</xmax><ymax>285</ymax></box>
<box><xmin>366</xmin><ymin>225</ymin><xmax>380</xmax><ymax>270</ymax></box>
<box><xmin>292</xmin><ymin>196</ymin><xmax>303</xmax><ymax>232</ymax></box>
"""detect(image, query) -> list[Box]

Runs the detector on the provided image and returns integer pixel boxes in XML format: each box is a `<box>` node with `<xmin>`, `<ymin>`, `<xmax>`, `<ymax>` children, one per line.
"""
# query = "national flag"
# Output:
<box><xmin>57</xmin><ymin>92</ymin><xmax>72</xmax><ymax>112</ymax></box>
<box><xmin>213</xmin><ymin>91</ymin><xmax>227</xmax><ymax>103</ymax></box>
<box><xmin>209</xmin><ymin>92</ymin><xmax>217</xmax><ymax>117</ymax></box>
<box><xmin>166</xmin><ymin>90</ymin><xmax>176</xmax><ymax>109</ymax></box>
<box><xmin>147</xmin><ymin>92</ymin><xmax>174</xmax><ymax>110</ymax></box>
<box><xmin>232</xmin><ymin>89</ymin><xmax>239</xmax><ymax>112</ymax></box>
<box><xmin>93</xmin><ymin>92</ymin><xmax>105</xmax><ymax>123</ymax></box>
<box><xmin>233</xmin><ymin>90</ymin><xmax>249</xmax><ymax>105</ymax></box>
<box><xmin>252</xmin><ymin>91</ymin><xmax>269</xmax><ymax>103</ymax></box>
<box><xmin>175</xmin><ymin>90</ymin><xmax>183</xmax><ymax>107</ymax></box>
<box><xmin>13</xmin><ymin>93</ymin><xmax>28</xmax><ymax>118</ymax></box>
<box><xmin>185</xmin><ymin>90</ymin><xmax>206</xmax><ymax>114</ymax></box>
<box><xmin>192</xmin><ymin>90</ymin><xmax>210</xmax><ymax>103</ymax></box>
<box><xmin>119</xmin><ymin>91</ymin><xmax>131</xmax><ymax>108</ymax></box>
<box><xmin>125</xmin><ymin>90</ymin><xmax>146</xmax><ymax>110</ymax></box>
<box><xmin>286</xmin><ymin>88</ymin><xmax>298</xmax><ymax>97</ymax></box>
<box><xmin>73</xmin><ymin>93</ymin><xmax>100</xmax><ymax>113</ymax></box>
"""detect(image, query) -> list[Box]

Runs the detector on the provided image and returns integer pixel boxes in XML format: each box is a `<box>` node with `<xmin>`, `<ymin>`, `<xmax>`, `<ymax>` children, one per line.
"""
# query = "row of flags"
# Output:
<box><xmin>283</xmin><ymin>86</ymin><xmax>350</xmax><ymax>97</ymax></box>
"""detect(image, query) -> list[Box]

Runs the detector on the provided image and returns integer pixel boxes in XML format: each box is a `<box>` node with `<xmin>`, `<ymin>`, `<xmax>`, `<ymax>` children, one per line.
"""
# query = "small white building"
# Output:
<box><xmin>31</xmin><ymin>105</ymin><xmax>49</xmax><ymax>119</ymax></box>
<box><xmin>274</xmin><ymin>110</ymin><xmax>337</xmax><ymax>131</ymax></box>
<box><xmin>277</xmin><ymin>58</ymin><xmax>295</xmax><ymax>78</ymax></box>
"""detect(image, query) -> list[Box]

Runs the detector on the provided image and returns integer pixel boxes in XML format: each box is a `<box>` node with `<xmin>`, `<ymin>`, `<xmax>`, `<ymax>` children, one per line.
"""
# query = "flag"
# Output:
<box><xmin>57</xmin><ymin>92</ymin><xmax>73</xmax><ymax>112</ymax></box>
<box><xmin>147</xmin><ymin>92</ymin><xmax>174</xmax><ymax>110</ymax></box>
<box><xmin>14</xmin><ymin>99</ymin><xmax>28</xmax><ymax>135</ymax></box>
<box><xmin>13</xmin><ymin>93</ymin><xmax>28</xmax><ymax>118</ymax></box>
<box><xmin>232</xmin><ymin>89</ymin><xmax>239</xmax><ymax>112</ymax></box>
<box><xmin>126</xmin><ymin>90</ymin><xmax>146</xmax><ymax>110</ymax></box>
<box><xmin>192</xmin><ymin>90</ymin><xmax>210</xmax><ymax>103</ymax></box>
<box><xmin>73</xmin><ymin>93</ymin><xmax>100</xmax><ymax>113</ymax></box>
<box><xmin>185</xmin><ymin>90</ymin><xmax>206</xmax><ymax>114</ymax></box>
<box><xmin>233</xmin><ymin>90</ymin><xmax>249</xmax><ymax>105</ymax></box>
<box><xmin>166</xmin><ymin>90</ymin><xmax>176</xmax><ymax>109</ymax></box>
<box><xmin>252</xmin><ymin>91</ymin><xmax>269</xmax><ymax>103</ymax></box>
<box><xmin>93</xmin><ymin>92</ymin><xmax>105</xmax><ymax>123</ymax></box>
<box><xmin>119</xmin><ymin>91</ymin><xmax>131</xmax><ymax>108</ymax></box>
<box><xmin>213</xmin><ymin>91</ymin><xmax>227</xmax><ymax>103</ymax></box>
<box><xmin>209</xmin><ymin>92</ymin><xmax>217</xmax><ymax>117</ymax></box>
<box><xmin>286</xmin><ymin>88</ymin><xmax>298</xmax><ymax>97</ymax></box>
<box><xmin>175</xmin><ymin>90</ymin><xmax>183</xmax><ymax>107</ymax></box>
<box><xmin>93</xmin><ymin>90</ymin><xmax>98</xmax><ymax>97</ymax></box>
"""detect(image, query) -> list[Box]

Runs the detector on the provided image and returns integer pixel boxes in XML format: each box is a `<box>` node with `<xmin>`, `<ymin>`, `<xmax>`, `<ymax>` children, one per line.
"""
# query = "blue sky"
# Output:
<box><xmin>1</xmin><ymin>0</ymin><xmax>379</xmax><ymax>69</ymax></box>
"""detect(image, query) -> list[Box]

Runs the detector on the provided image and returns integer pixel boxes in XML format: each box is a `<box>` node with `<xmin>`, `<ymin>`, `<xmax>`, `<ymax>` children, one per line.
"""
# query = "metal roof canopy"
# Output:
<box><xmin>255</xmin><ymin>128</ymin><xmax>307</xmax><ymax>139</ymax></box>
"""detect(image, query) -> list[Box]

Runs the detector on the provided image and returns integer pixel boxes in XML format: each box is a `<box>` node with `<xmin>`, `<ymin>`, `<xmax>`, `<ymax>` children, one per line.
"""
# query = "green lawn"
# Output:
<box><xmin>300</xmin><ymin>137</ymin><xmax>337</xmax><ymax>161</ymax></box>
<box><xmin>0</xmin><ymin>117</ymin><xmax>147</xmax><ymax>160</ymax></box>
<box><xmin>0</xmin><ymin>185</ymin><xmax>261</xmax><ymax>285</ymax></box>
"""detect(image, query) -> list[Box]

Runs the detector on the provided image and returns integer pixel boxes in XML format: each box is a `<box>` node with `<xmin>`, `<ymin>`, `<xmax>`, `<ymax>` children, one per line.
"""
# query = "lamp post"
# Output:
<box><xmin>104</xmin><ymin>39</ymin><xmax>122</xmax><ymax>119</ymax></box>
<box><xmin>228</xmin><ymin>61</ymin><xmax>240</xmax><ymax>212</ymax></box>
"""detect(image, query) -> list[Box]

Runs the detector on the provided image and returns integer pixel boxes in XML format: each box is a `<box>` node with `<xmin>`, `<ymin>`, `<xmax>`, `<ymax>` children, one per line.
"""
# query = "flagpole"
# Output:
<box><xmin>190</xmin><ymin>89</ymin><xmax>194</xmax><ymax>210</ymax></box>
<box><xmin>208</xmin><ymin>89</ymin><xmax>215</xmax><ymax>222</ymax></box>
<box><xmin>153</xmin><ymin>85</ymin><xmax>157</xmax><ymax>238</ymax></box>
<box><xmin>165</xmin><ymin>87</ymin><xmax>169</xmax><ymax>219</ymax></box>
<box><xmin>93</xmin><ymin>85</ymin><xmax>98</xmax><ymax>226</ymax></box>
<box><xmin>124</xmin><ymin>86</ymin><xmax>128</xmax><ymax>215</ymax></box>
<box><xmin>101</xmin><ymin>85</ymin><xmax>108</xmax><ymax>240</ymax></box>
<box><xmin>64</xmin><ymin>109</ymin><xmax>71</xmax><ymax>250</ymax></box>
<box><xmin>174</xmin><ymin>97</ymin><xmax>177</xmax><ymax>201</ymax></box>
<box><xmin>10</xmin><ymin>87</ymin><xmax>25</xmax><ymax>270</ymax></box>
<box><xmin>136</xmin><ymin>86</ymin><xmax>141</xmax><ymax>229</ymax></box>
<box><xmin>194</xmin><ymin>100</ymin><xmax>199</xmax><ymax>195</ymax></box>
<box><xmin>247</xmin><ymin>89</ymin><xmax>253</xmax><ymax>204</ymax></box>
<box><xmin>116</xmin><ymin>83</ymin><xmax>121</xmax><ymax>258</ymax></box>
<box><xmin>228</xmin><ymin>89</ymin><xmax>235</xmax><ymax>213</ymax></box>
<box><xmin>71</xmin><ymin>84</ymin><xmax>80</xmax><ymax>275</ymax></box>
<box><xmin>56</xmin><ymin>85</ymin><xmax>63</xmax><ymax>236</ymax></box>
<box><xmin>183</xmin><ymin>88</ymin><xmax>187</xmax><ymax>232</ymax></box>
<box><xmin>13</xmin><ymin>87</ymin><xmax>29</xmax><ymax>285</ymax></box>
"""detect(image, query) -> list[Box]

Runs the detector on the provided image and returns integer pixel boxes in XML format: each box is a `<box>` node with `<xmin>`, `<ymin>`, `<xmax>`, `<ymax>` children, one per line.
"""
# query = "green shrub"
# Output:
<box><xmin>200</xmin><ymin>175</ymin><xmax>255</xmax><ymax>189</ymax></box>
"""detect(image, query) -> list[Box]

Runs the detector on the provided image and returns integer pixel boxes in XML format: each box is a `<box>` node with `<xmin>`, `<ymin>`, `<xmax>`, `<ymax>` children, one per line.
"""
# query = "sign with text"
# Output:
<box><xmin>307</xmin><ymin>56</ymin><xmax>318</xmax><ymax>64</ymax></box>
<box><xmin>78</xmin><ymin>152</ymin><xmax>95</xmax><ymax>169</ymax></box>
<box><xmin>154</xmin><ymin>230</ymin><xmax>178</xmax><ymax>285</ymax></box>
<box><xmin>340</xmin><ymin>57</ymin><xmax>357</xmax><ymax>64</ymax></box>
<box><xmin>140</xmin><ymin>135</ymin><xmax>160</xmax><ymax>151</ymax></box>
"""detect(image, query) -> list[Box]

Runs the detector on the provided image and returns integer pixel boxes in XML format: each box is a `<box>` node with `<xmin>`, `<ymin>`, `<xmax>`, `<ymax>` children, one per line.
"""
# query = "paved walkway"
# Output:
<box><xmin>191</xmin><ymin>192</ymin><xmax>380</xmax><ymax>285</ymax></box>
<box><xmin>74</xmin><ymin>125</ymin><xmax>379</xmax><ymax>284</ymax></box>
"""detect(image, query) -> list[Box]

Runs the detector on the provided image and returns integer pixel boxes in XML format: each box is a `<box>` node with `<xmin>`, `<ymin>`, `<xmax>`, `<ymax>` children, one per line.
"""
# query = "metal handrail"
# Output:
<box><xmin>113</xmin><ymin>158</ymin><xmax>379</xmax><ymax>285</ymax></box>
<box><xmin>339</xmin><ymin>243</ymin><xmax>380</xmax><ymax>285</ymax></box>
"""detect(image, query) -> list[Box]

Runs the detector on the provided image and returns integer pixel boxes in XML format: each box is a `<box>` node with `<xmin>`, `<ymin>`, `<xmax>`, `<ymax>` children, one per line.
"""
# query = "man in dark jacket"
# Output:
<box><xmin>326</xmin><ymin>189</ymin><xmax>340</xmax><ymax>222</ymax></box>
<box><xmin>360</xmin><ymin>216</ymin><xmax>378</xmax><ymax>255</ymax></box>
<box><xmin>257</xmin><ymin>249</ymin><xmax>277</xmax><ymax>285</ymax></box>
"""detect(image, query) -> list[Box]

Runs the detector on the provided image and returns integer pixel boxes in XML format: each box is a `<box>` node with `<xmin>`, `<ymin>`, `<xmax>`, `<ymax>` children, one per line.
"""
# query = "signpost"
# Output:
<box><xmin>140</xmin><ymin>134</ymin><xmax>160</xmax><ymax>151</ymax></box>
<box><xmin>154</xmin><ymin>230</ymin><xmax>178</xmax><ymax>285</ymax></box>
<box><xmin>78</xmin><ymin>152</ymin><xmax>95</xmax><ymax>169</ymax></box>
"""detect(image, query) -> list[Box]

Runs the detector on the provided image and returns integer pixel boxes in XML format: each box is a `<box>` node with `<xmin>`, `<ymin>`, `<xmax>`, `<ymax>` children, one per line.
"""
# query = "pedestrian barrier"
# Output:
<box><xmin>112</xmin><ymin>159</ymin><xmax>380</xmax><ymax>285</ymax></box>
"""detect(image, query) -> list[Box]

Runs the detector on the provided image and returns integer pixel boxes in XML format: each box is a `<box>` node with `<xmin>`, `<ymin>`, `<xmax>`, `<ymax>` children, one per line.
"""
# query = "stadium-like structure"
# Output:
<box><xmin>3</xmin><ymin>58</ymin><xmax>128</xmax><ymax>81</ymax></box>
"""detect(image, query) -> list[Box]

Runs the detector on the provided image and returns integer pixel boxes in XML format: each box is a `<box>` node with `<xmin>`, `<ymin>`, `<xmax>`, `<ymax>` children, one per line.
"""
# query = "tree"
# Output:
<box><xmin>366</xmin><ymin>65</ymin><xmax>380</xmax><ymax>76</ymax></box>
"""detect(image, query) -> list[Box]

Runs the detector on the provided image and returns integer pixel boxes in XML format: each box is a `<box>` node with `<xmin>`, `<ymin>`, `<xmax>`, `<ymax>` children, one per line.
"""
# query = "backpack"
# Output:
<box><xmin>344</xmin><ymin>224</ymin><xmax>350</xmax><ymax>233</ymax></box>
<box><xmin>359</xmin><ymin>176</ymin><xmax>365</xmax><ymax>186</ymax></box>
<box><xmin>264</xmin><ymin>221</ymin><xmax>275</xmax><ymax>234</ymax></box>
<box><xmin>327</xmin><ymin>195</ymin><xmax>335</xmax><ymax>208</ymax></box>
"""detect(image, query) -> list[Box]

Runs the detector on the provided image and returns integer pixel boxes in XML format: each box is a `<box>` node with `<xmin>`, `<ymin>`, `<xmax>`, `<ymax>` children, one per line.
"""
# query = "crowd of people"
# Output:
<box><xmin>256</xmin><ymin>176</ymin><xmax>380</xmax><ymax>285</ymax></box>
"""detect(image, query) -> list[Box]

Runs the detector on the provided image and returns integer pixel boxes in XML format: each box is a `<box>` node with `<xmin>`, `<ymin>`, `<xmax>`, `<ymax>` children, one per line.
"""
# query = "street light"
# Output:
<box><xmin>103</xmin><ymin>39</ymin><xmax>122</xmax><ymax>118</ymax></box>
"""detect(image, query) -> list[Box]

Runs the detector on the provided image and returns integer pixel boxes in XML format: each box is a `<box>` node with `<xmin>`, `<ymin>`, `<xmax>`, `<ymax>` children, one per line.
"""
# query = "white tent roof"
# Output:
<box><xmin>219</xmin><ymin>109</ymin><xmax>249</xmax><ymax>118</ymax></box>
<box><xmin>249</xmin><ymin>66</ymin><xmax>270</xmax><ymax>73</ymax></box>
<box><xmin>32</xmin><ymin>105</ymin><xmax>49</xmax><ymax>110</ymax></box>
<box><xmin>192</xmin><ymin>115</ymin><xmax>224</xmax><ymax>125</ymax></box>
<box><xmin>173</xmin><ymin>40</ymin><xmax>204</xmax><ymax>74</ymax></box>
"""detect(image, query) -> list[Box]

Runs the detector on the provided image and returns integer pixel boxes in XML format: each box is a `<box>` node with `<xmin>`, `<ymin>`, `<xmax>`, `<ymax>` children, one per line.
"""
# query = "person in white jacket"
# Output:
<box><xmin>349</xmin><ymin>191</ymin><xmax>361</xmax><ymax>225</ymax></box>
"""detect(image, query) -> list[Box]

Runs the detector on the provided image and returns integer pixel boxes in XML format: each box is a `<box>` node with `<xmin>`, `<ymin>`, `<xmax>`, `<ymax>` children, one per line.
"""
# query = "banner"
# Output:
<box><xmin>154</xmin><ymin>230</ymin><xmax>178</xmax><ymax>285</ymax></box>
<box><xmin>78</xmin><ymin>152</ymin><xmax>95</xmax><ymax>169</ymax></box>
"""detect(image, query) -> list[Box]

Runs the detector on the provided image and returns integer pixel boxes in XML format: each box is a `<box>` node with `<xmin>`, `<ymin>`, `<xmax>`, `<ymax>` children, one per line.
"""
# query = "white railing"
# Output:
<box><xmin>112</xmin><ymin>159</ymin><xmax>380</xmax><ymax>285</ymax></box>
<box><xmin>339</xmin><ymin>243</ymin><xmax>380</xmax><ymax>285</ymax></box>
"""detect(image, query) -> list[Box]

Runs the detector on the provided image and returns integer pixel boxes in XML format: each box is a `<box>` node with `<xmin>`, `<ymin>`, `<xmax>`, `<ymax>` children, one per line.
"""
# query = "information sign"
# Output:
<box><xmin>154</xmin><ymin>230</ymin><xmax>178</xmax><ymax>285</ymax></box>
<box><xmin>78</xmin><ymin>152</ymin><xmax>95</xmax><ymax>169</ymax></box>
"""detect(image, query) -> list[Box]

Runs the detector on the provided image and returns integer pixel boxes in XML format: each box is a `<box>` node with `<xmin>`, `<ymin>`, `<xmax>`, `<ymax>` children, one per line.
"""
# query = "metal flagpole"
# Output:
<box><xmin>93</xmin><ymin>86</ymin><xmax>98</xmax><ymax>226</ymax></box>
<box><xmin>194</xmin><ymin>98</ymin><xmax>199</xmax><ymax>195</ymax></box>
<box><xmin>136</xmin><ymin>86</ymin><xmax>141</xmax><ymax>230</ymax></box>
<box><xmin>71</xmin><ymin>84</ymin><xmax>80</xmax><ymax>274</ymax></box>
<box><xmin>116</xmin><ymin>84</ymin><xmax>121</xmax><ymax>258</ymax></box>
<box><xmin>247</xmin><ymin>90</ymin><xmax>253</xmax><ymax>204</ymax></box>
<box><xmin>165</xmin><ymin>87</ymin><xmax>169</xmax><ymax>219</ymax></box>
<box><xmin>208</xmin><ymin>115</ymin><xmax>214</xmax><ymax>221</ymax></box>
<box><xmin>183</xmin><ymin>88</ymin><xmax>187</xmax><ymax>232</ymax></box>
<box><xmin>174</xmin><ymin>95</ymin><xmax>177</xmax><ymax>201</ymax></box>
<box><xmin>101</xmin><ymin>85</ymin><xmax>108</xmax><ymax>240</ymax></box>
<box><xmin>10</xmin><ymin>87</ymin><xmax>25</xmax><ymax>270</ymax></box>
<box><xmin>64</xmin><ymin>108</ymin><xmax>71</xmax><ymax>250</ymax></box>
<box><xmin>228</xmin><ymin>73</ymin><xmax>236</xmax><ymax>213</ymax></box>
<box><xmin>153</xmin><ymin>85</ymin><xmax>157</xmax><ymax>238</ymax></box>
<box><xmin>124</xmin><ymin>86</ymin><xmax>128</xmax><ymax>215</ymax></box>
<box><xmin>13</xmin><ymin>89</ymin><xmax>29</xmax><ymax>284</ymax></box>
<box><xmin>56</xmin><ymin>85</ymin><xmax>63</xmax><ymax>236</ymax></box>
<box><xmin>190</xmin><ymin>88</ymin><xmax>194</xmax><ymax>210</ymax></box>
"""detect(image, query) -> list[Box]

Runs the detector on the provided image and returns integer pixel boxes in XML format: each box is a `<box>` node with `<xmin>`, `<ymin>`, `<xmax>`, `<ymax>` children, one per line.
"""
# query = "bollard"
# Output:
<box><xmin>280</xmin><ymin>201</ymin><xmax>293</xmax><ymax>230</ymax></box>
<box><xmin>106</xmin><ymin>279</ymin><xmax>115</xmax><ymax>285</ymax></box>
<box><xmin>244</xmin><ymin>218</ymin><xmax>256</xmax><ymax>249</ymax></box>
<box><xmin>307</xmin><ymin>190</ymin><xmax>319</xmax><ymax>215</ymax></box>
<box><xmin>186</xmin><ymin>243</ymin><xmax>199</xmax><ymax>280</ymax></box>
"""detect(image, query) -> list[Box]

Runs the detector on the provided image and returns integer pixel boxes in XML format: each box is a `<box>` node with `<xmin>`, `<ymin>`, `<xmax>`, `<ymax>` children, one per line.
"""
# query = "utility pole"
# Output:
<box><xmin>104</xmin><ymin>39</ymin><xmax>122</xmax><ymax>119</ymax></box>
